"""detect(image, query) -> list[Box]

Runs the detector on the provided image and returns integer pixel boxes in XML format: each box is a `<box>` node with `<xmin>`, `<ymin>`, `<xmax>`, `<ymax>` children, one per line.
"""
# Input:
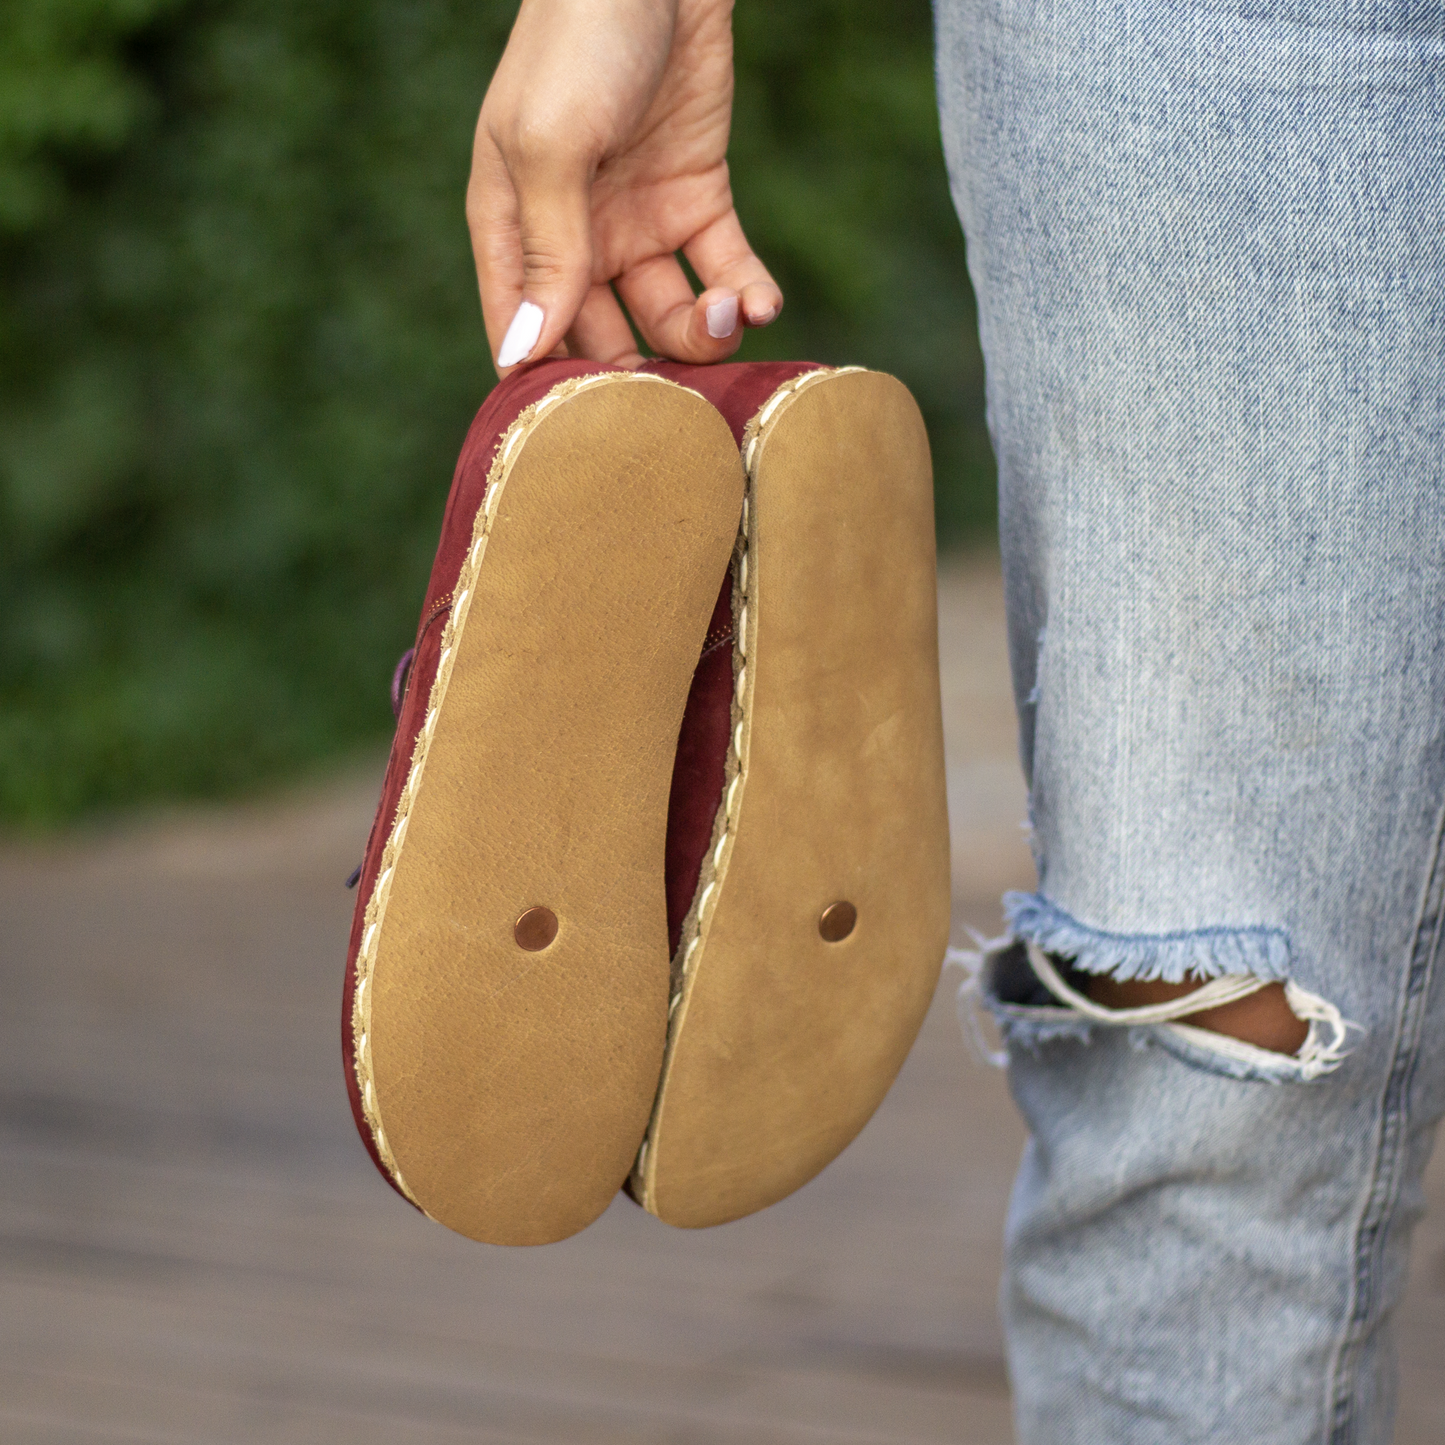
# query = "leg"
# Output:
<box><xmin>936</xmin><ymin>1</ymin><xmax>1445</xmax><ymax>1439</ymax></box>
<box><xmin>1087</xmin><ymin>973</ymin><xmax>1308</xmax><ymax>1056</ymax></box>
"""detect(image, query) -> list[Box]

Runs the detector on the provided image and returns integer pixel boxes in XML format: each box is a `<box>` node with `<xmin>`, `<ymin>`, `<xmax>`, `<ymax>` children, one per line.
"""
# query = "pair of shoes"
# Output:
<box><xmin>342</xmin><ymin>358</ymin><xmax>951</xmax><ymax>1245</ymax></box>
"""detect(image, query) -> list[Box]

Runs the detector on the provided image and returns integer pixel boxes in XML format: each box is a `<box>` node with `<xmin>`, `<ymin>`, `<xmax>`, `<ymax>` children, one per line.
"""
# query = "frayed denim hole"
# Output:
<box><xmin>1005</xmin><ymin>928</ymin><xmax>1357</xmax><ymax>1079</ymax></box>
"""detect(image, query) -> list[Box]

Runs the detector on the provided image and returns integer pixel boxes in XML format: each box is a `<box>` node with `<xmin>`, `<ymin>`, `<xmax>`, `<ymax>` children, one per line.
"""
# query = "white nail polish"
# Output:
<box><xmin>706</xmin><ymin>295</ymin><xmax>739</xmax><ymax>339</ymax></box>
<box><xmin>497</xmin><ymin>300</ymin><xmax>544</xmax><ymax>367</ymax></box>
<box><xmin>746</xmin><ymin>304</ymin><xmax>777</xmax><ymax>326</ymax></box>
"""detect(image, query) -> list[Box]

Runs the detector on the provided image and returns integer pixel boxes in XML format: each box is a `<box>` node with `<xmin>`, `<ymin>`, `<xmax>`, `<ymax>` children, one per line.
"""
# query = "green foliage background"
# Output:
<box><xmin>0</xmin><ymin>0</ymin><xmax>992</xmax><ymax>825</ymax></box>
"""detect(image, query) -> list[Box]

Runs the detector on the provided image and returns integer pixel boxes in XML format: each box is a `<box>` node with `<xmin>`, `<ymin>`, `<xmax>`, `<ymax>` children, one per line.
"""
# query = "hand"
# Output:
<box><xmin>469</xmin><ymin>0</ymin><xmax>782</xmax><ymax>372</ymax></box>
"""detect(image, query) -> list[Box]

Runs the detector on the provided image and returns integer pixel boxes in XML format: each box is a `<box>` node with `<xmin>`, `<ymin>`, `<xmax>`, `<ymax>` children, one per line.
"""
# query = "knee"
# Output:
<box><xmin>979</xmin><ymin>896</ymin><xmax>1357</xmax><ymax>1082</ymax></box>
<box><xmin>1085</xmin><ymin>974</ymin><xmax>1308</xmax><ymax>1055</ymax></box>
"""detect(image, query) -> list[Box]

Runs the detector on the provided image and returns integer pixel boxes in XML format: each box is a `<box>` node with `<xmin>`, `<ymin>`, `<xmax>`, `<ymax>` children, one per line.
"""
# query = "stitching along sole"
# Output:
<box><xmin>352</xmin><ymin>372</ymin><xmax>744</xmax><ymax>1244</ymax></box>
<box><xmin>633</xmin><ymin>368</ymin><xmax>953</xmax><ymax>1227</ymax></box>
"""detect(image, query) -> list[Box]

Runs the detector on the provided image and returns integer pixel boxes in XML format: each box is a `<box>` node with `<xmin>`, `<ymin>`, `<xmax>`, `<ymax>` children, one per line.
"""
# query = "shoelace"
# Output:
<box><xmin>390</xmin><ymin>646</ymin><xmax>415</xmax><ymax>723</ymax></box>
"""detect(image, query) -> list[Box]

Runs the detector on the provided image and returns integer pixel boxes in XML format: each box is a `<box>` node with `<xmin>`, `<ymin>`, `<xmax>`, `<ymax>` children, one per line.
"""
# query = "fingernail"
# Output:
<box><xmin>745</xmin><ymin>303</ymin><xmax>777</xmax><ymax>326</ymax></box>
<box><xmin>497</xmin><ymin>300</ymin><xmax>544</xmax><ymax>367</ymax></box>
<box><xmin>705</xmin><ymin>295</ymin><xmax>739</xmax><ymax>339</ymax></box>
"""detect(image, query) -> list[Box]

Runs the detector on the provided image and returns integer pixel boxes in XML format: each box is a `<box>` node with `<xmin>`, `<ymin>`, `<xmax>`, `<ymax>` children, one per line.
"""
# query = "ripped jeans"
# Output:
<box><xmin>935</xmin><ymin>2</ymin><xmax>1445</xmax><ymax>1441</ymax></box>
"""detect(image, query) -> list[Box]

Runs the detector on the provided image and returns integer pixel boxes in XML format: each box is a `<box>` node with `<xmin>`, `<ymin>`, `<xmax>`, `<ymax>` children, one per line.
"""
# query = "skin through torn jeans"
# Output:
<box><xmin>933</xmin><ymin>2</ymin><xmax>1445</xmax><ymax>1441</ymax></box>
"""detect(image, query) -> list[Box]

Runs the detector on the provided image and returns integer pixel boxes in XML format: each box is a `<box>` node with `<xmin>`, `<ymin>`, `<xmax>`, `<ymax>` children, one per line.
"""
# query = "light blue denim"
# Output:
<box><xmin>934</xmin><ymin>2</ymin><xmax>1445</xmax><ymax>1441</ymax></box>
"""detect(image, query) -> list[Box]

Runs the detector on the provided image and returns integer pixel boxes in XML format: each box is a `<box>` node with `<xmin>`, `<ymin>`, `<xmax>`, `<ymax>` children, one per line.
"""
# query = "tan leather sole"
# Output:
<box><xmin>633</xmin><ymin>368</ymin><xmax>952</xmax><ymax>1228</ymax></box>
<box><xmin>352</xmin><ymin>374</ymin><xmax>743</xmax><ymax>1244</ymax></box>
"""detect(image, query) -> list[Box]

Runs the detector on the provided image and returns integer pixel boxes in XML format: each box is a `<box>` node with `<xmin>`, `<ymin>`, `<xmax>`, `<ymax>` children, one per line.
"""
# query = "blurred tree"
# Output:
<box><xmin>0</xmin><ymin>0</ymin><xmax>991</xmax><ymax>824</ymax></box>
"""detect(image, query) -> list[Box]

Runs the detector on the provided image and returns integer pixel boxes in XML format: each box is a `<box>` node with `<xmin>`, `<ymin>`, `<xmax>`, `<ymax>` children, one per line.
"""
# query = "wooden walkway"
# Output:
<box><xmin>2</xmin><ymin>559</ymin><xmax>1442</xmax><ymax>1443</ymax></box>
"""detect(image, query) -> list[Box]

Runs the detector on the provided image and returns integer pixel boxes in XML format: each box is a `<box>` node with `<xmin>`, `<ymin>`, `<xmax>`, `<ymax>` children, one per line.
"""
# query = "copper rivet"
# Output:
<box><xmin>818</xmin><ymin>901</ymin><xmax>857</xmax><ymax>943</ymax></box>
<box><xmin>514</xmin><ymin>906</ymin><xmax>558</xmax><ymax>952</ymax></box>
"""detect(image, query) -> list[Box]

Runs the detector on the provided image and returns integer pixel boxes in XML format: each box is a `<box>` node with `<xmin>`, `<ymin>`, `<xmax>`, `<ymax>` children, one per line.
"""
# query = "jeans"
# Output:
<box><xmin>933</xmin><ymin>2</ymin><xmax>1445</xmax><ymax>1440</ymax></box>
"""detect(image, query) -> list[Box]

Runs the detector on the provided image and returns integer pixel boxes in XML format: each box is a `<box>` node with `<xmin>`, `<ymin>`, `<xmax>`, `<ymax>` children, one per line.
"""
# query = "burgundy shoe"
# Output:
<box><xmin>636</xmin><ymin>362</ymin><xmax>952</xmax><ymax>1228</ymax></box>
<box><xmin>343</xmin><ymin>360</ymin><xmax>744</xmax><ymax>1244</ymax></box>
